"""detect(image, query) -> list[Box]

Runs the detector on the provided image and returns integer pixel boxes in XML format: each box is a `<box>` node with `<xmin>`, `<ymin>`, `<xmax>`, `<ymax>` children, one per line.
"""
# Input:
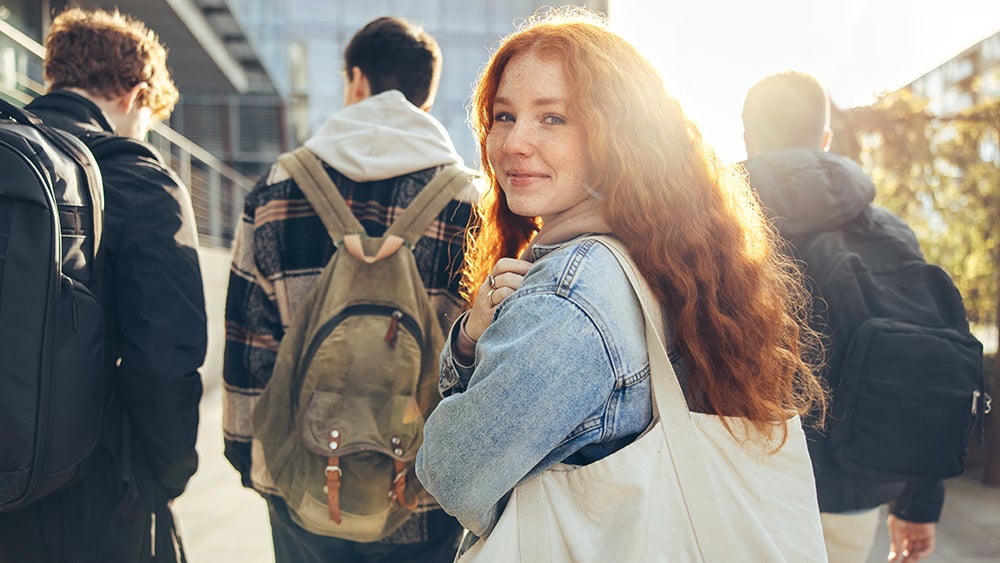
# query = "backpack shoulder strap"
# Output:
<box><xmin>0</xmin><ymin>97</ymin><xmax>42</xmax><ymax>126</ymax></box>
<box><xmin>385</xmin><ymin>164</ymin><xmax>474</xmax><ymax>246</ymax></box>
<box><xmin>277</xmin><ymin>146</ymin><xmax>363</xmax><ymax>244</ymax></box>
<box><xmin>53</xmin><ymin>129</ymin><xmax>104</xmax><ymax>258</ymax></box>
<box><xmin>1</xmin><ymin>99</ymin><xmax>104</xmax><ymax>256</ymax></box>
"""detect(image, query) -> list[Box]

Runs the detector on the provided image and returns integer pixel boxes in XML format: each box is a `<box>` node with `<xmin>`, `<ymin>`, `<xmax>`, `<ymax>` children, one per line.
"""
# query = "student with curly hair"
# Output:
<box><xmin>0</xmin><ymin>7</ymin><xmax>205</xmax><ymax>563</ymax></box>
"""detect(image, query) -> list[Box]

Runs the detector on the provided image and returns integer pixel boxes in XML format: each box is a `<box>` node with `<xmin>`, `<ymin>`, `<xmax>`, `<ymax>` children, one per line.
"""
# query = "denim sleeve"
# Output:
<box><xmin>416</xmin><ymin>290</ymin><xmax>615</xmax><ymax>538</ymax></box>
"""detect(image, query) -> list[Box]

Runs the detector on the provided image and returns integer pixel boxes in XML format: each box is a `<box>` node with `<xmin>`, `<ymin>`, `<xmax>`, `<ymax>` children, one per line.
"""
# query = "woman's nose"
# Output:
<box><xmin>503</xmin><ymin>122</ymin><xmax>533</xmax><ymax>156</ymax></box>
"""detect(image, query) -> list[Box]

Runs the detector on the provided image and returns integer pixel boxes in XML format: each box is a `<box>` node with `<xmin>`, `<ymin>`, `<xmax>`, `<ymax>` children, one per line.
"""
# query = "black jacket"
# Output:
<box><xmin>744</xmin><ymin>148</ymin><xmax>944</xmax><ymax>522</ymax></box>
<box><xmin>0</xmin><ymin>91</ymin><xmax>206</xmax><ymax>562</ymax></box>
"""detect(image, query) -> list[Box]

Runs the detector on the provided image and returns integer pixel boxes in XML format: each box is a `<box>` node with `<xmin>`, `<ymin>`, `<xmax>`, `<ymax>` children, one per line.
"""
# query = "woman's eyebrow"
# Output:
<box><xmin>493</xmin><ymin>96</ymin><xmax>566</xmax><ymax>107</ymax></box>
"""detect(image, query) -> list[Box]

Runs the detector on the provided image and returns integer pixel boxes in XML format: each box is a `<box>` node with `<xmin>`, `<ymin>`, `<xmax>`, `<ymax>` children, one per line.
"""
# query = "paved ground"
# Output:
<box><xmin>865</xmin><ymin>468</ymin><xmax>1000</xmax><ymax>563</ymax></box>
<box><xmin>172</xmin><ymin>247</ymin><xmax>274</xmax><ymax>562</ymax></box>
<box><xmin>173</xmin><ymin>387</ymin><xmax>274</xmax><ymax>563</ymax></box>
<box><xmin>177</xmin><ymin>248</ymin><xmax>1000</xmax><ymax>562</ymax></box>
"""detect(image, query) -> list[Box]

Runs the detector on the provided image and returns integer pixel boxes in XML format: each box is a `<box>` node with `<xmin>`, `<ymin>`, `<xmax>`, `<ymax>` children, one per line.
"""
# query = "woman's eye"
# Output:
<box><xmin>494</xmin><ymin>112</ymin><xmax>514</xmax><ymax>123</ymax></box>
<box><xmin>542</xmin><ymin>114</ymin><xmax>566</xmax><ymax>125</ymax></box>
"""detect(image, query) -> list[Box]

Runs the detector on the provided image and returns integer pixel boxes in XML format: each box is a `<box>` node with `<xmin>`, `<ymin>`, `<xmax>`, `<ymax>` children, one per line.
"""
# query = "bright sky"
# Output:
<box><xmin>612</xmin><ymin>0</ymin><xmax>1000</xmax><ymax>164</ymax></box>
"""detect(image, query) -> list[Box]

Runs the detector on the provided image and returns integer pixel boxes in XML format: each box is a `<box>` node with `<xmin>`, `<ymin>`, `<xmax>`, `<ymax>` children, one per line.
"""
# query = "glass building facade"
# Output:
<box><xmin>907</xmin><ymin>29</ymin><xmax>1000</xmax><ymax>168</ymax></box>
<box><xmin>227</xmin><ymin>0</ymin><xmax>608</xmax><ymax>167</ymax></box>
<box><xmin>909</xmin><ymin>30</ymin><xmax>1000</xmax><ymax>116</ymax></box>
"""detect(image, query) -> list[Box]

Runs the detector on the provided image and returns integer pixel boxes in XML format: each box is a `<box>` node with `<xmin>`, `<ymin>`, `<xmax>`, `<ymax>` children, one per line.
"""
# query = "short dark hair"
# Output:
<box><xmin>742</xmin><ymin>70</ymin><xmax>829</xmax><ymax>152</ymax></box>
<box><xmin>344</xmin><ymin>16</ymin><xmax>442</xmax><ymax>108</ymax></box>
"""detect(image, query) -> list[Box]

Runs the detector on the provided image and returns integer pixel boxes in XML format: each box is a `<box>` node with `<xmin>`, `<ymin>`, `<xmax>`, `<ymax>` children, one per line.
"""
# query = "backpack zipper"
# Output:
<box><xmin>973</xmin><ymin>389</ymin><xmax>992</xmax><ymax>415</ymax></box>
<box><xmin>63</xmin><ymin>276</ymin><xmax>80</xmax><ymax>331</ymax></box>
<box><xmin>385</xmin><ymin>310</ymin><xmax>404</xmax><ymax>346</ymax></box>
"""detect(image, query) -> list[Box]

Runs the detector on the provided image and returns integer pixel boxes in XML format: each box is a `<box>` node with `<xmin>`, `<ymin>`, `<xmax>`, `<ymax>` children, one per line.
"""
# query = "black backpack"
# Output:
<box><xmin>794</xmin><ymin>206</ymin><xmax>989</xmax><ymax>482</ymax></box>
<box><xmin>0</xmin><ymin>98</ymin><xmax>107</xmax><ymax>511</ymax></box>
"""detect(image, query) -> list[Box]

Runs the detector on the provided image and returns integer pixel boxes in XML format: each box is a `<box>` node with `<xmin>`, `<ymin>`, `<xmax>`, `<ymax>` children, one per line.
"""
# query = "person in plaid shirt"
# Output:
<box><xmin>222</xmin><ymin>16</ymin><xmax>477</xmax><ymax>563</ymax></box>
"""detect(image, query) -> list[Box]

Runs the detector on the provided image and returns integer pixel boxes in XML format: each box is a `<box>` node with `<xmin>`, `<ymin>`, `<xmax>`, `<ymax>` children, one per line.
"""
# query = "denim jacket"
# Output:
<box><xmin>416</xmin><ymin>237</ymin><xmax>674</xmax><ymax>538</ymax></box>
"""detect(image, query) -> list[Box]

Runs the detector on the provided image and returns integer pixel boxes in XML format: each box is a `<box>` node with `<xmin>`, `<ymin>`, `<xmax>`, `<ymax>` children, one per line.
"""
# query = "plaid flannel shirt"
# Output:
<box><xmin>223</xmin><ymin>161</ymin><xmax>472</xmax><ymax>542</ymax></box>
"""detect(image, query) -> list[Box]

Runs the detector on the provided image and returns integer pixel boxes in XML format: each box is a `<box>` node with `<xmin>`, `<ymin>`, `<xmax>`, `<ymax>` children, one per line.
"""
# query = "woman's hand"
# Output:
<box><xmin>455</xmin><ymin>259</ymin><xmax>532</xmax><ymax>359</ymax></box>
<box><xmin>466</xmin><ymin>258</ymin><xmax>532</xmax><ymax>338</ymax></box>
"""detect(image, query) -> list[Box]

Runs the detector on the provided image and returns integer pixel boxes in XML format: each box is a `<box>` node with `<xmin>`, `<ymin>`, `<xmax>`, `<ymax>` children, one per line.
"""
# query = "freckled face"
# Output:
<box><xmin>486</xmin><ymin>51</ymin><xmax>593</xmax><ymax>226</ymax></box>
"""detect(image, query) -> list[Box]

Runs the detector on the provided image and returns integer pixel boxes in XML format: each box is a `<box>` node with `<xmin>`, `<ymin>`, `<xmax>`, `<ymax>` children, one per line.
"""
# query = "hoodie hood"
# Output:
<box><xmin>303</xmin><ymin>90</ymin><xmax>463</xmax><ymax>182</ymax></box>
<box><xmin>743</xmin><ymin>148</ymin><xmax>876</xmax><ymax>236</ymax></box>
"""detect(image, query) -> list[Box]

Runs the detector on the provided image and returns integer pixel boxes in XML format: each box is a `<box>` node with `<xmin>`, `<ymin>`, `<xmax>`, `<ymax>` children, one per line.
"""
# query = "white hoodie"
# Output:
<box><xmin>303</xmin><ymin>90</ymin><xmax>464</xmax><ymax>183</ymax></box>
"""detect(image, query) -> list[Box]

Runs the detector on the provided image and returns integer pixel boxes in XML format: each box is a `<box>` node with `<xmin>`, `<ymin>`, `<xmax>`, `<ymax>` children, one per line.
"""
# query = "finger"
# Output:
<box><xmin>486</xmin><ymin>287</ymin><xmax>514</xmax><ymax>309</ymax></box>
<box><xmin>490</xmin><ymin>264</ymin><xmax>531</xmax><ymax>293</ymax></box>
<box><xmin>909</xmin><ymin>540</ymin><xmax>933</xmax><ymax>560</ymax></box>
<box><xmin>898</xmin><ymin>539</ymin><xmax>912</xmax><ymax>562</ymax></box>
<box><xmin>494</xmin><ymin>257</ymin><xmax>533</xmax><ymax>275</ymax></box>
<box><xmin>489</xmin><ymin>272</ymin><xmax>523</xmax><ymax>292</ymax></box>
<box><xmin>889</xmin><ymin>539</ymin><xmax>906</xmax><ymax>562</ymax></box>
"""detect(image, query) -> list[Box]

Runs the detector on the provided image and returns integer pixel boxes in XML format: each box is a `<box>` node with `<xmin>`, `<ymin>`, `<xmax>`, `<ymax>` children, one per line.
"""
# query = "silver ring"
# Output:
<box><xmin>487</xmin><ymin>288</ymin><xmax>499</xmax><ymax>308</ymax></box>
<box><xmin>487</xmin><ymin>274</ymin><xmax>496</xmax><ymax>290</ymax></box>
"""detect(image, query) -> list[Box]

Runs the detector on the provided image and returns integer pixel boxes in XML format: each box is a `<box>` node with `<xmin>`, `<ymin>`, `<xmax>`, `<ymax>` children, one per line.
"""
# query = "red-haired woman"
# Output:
<box><xmin>415</xmin><ymin>6</ymin><xmax>825</xmax><ymax>556</ymax></box>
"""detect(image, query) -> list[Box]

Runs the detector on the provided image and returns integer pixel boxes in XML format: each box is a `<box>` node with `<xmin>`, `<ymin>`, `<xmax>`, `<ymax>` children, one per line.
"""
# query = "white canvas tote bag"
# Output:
<box><xmin>460</xmin><ymin>237</ymin><xmax>827</xmax><ymax>563</ymax></box>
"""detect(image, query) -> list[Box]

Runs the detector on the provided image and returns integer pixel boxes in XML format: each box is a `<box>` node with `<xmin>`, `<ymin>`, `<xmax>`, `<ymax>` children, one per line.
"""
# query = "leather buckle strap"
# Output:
<box><xmin>390</xmin><ymin>459</ymin><xmax>417</xmax><ymax>510</ymax></box>
<box><xmin>325</xmin><ymin>431</ymin><xmax>342</xmax><ymax>523</ymax></box>
<box><xmin>326</xmin><ymin>456</ymin><xmax>342</xmax><ymax>524</ymax></box>
<box><xmin>325</xmin><ymin>453</ymin><xmax>417</xmax><ymax>524</ymax></box>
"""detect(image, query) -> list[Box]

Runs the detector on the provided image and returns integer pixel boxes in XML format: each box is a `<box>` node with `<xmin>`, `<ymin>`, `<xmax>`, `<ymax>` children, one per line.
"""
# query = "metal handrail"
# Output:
<box><xmin>0</xmin><ymin>17</ymin><xmax>253</xmax><ymax>247</ymax></box>
<box><xmin>0</xmin><ymin>17</ymin><xmax>252</xmax><ymax>189</ymax></box>
<box><xmin>151</xmin><ymin>122</ymin><xmax>251</xmax><ymax>188</ymax></box>
<box><xmin>0</xmin><ymin>19</ymin><xmax>45</xmax><ymax>58</ymax></box>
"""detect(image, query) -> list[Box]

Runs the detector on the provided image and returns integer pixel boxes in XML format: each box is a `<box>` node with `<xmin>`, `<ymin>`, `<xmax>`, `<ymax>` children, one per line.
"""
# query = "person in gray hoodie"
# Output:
<box><xmin>222</xmin><ymin>16</ymin><xmax>476</xmax><ymax>563</ymax></box>
<box><xmin>741</xmin><ymin>70</ymin><xmax>942</xmax><ymax>563</ymax></box>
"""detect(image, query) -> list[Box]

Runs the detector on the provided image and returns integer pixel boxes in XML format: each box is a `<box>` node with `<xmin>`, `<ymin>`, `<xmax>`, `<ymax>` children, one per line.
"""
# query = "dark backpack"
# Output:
<box><xmin>251</xmin><ymin>148</ymin><xmax>475</xmax><ymax>541</ymax></box>
<box><xmin>0</xmin><ymin>98</ymin><xmax>107</xmax><ymax>511</ymax></box>
<box><xmin>794</xmin><ymin>206</ymin><xmax>989</xmax><ymax>482</ymax></box>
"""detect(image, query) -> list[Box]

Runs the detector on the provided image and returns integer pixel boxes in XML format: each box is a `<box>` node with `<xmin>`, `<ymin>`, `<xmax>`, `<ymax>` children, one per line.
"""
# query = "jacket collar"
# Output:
<box><xmin>26</xmin><ymin>90</ymin><xmax>118</xmax><ymax>135</ymax></box>
<box><xmin>527</xmin><ymin>232</ymin><xmax>612</xmax><ymax>262</ymax></box>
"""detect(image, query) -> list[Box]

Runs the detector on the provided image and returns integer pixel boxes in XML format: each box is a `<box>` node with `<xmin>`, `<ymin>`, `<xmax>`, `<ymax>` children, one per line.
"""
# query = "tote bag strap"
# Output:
<box><xmin>516</xmin><ymin>236</ymin><xmax>735</xmax><ymax>561</ymax></box>
<box><xmin>597</xmin><ymin>236</ymin><xmax>736</xmax><ymax>561</ymax></box>
<box><xmin>514</xmin><ymin>481</ymin><xmax>550</xmax><ymax>561</ymax></box>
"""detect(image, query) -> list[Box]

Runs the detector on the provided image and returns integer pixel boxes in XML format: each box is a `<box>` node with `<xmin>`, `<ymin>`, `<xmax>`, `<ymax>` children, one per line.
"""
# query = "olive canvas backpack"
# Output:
<box><xmin>251</xmin><ymin>147</ymin><xmax>474</xmax><ymax>541</ymax></box>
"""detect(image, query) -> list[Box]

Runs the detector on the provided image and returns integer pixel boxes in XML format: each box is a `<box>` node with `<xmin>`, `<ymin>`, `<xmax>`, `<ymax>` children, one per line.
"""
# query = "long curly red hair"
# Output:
<box><xmin>465</xmin><ymin>7</ymin><xmax>825</xmax><ymax>441</ymax></box>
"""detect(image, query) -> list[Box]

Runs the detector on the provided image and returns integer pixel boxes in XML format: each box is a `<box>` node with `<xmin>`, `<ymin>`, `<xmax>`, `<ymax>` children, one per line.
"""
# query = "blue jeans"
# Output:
<box><xmin>267</xmin><ymin>498</ymin><xmax>462</xmax><ymax>563</ymax></box>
